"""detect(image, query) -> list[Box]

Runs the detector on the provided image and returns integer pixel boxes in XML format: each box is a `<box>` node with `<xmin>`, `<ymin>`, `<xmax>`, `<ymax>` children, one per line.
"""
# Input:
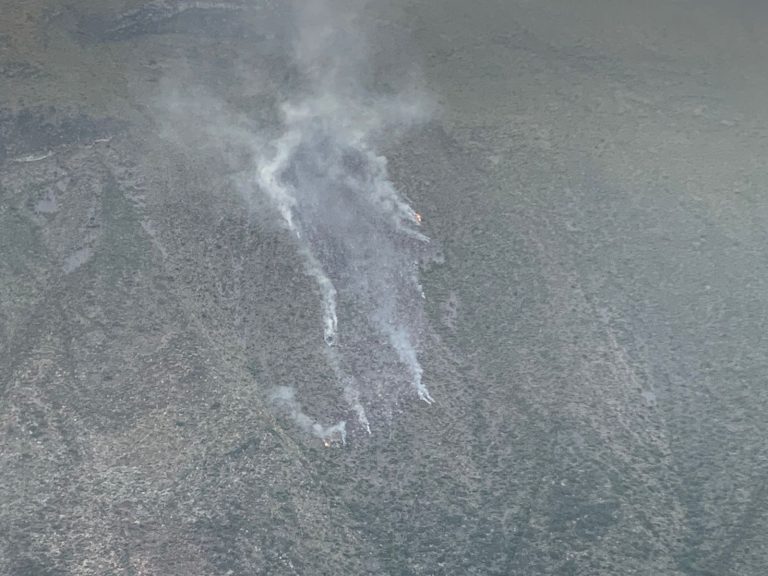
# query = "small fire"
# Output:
<box><xmin>414</xmin><ymin>212</ymin><xmax>423</xmax><ymax>224</ymax></box>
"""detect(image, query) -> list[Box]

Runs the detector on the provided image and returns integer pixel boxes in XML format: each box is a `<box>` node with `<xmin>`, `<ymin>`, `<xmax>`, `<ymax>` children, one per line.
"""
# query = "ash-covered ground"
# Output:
<box><xmin>3</xmin><ymin>1</ymin><xmax>768</xmax><ymax>575</ymax></box>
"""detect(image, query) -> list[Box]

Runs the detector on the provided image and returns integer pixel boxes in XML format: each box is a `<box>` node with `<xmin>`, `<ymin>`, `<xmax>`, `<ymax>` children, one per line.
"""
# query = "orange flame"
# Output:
<box><xmin>414</xmin><ymin>212</ymin><xmax>423</xmax><ymax>224</ymax></box>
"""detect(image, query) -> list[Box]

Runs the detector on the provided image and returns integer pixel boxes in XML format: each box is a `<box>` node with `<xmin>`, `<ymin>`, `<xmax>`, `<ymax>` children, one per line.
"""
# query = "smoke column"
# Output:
<box><xmin>255</xmin><ymin>0</ymin><xmax>434</xmax><ymax>440</ymax></box>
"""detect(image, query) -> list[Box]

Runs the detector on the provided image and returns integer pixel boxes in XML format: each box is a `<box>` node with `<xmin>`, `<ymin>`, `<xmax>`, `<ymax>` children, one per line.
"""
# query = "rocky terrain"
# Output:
<box><xmin>2</xmin><ymin>1</ymin><xmax>768</xmax><ymax>574</ymax></box>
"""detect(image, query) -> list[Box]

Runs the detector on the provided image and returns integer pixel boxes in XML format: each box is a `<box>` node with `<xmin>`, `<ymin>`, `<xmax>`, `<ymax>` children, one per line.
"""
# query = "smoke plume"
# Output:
<box><xmin>252</xmin><ymin>1</ymin><xmax>435</xmax><ymax>440</ymax></box>
<box><xmin>156</xmin><ymin>0</ymin><xmax>435</xmax><ymax>442</ymax></box>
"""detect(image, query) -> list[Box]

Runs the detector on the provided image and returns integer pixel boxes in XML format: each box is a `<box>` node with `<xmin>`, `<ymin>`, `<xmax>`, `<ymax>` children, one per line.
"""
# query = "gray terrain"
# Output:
<box><xmin>3</xmin><ymin>1</ymin><xmax>768</xmax><ymax>574</ymax></box>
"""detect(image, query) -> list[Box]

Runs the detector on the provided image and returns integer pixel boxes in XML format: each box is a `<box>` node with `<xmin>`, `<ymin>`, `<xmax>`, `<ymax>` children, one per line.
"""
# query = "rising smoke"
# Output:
<box><xmin>156</xmin><ymin>0</ymin><xmax>435</xmax><ymax>443</ymax></box>
<box><xmin>253</xmin><ymin>1</ymin><xmax>436</xmax><ymax>442</ymax></box>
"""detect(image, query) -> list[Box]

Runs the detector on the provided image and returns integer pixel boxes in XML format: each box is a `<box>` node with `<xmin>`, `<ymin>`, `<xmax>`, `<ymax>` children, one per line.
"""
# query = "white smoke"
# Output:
<box><xmin>270</xmin><ymin>386</ymin><xmax>347</xmax><ymax>445</ymax></box>
<box><xmin>251</xmin><ymin>0</ymin><xmax>436</xmax><ymax>438</ymax></box>
<box><xmin>325</xmin><ymin>347</ymin><xmax>371</xmax><ymax>434</ymax></box>
<box><xmin>387</xmin><ymin>326</ymin><xmax>434</xmax><ymax>405</ymax></box>
<box><xmin>153</xmin><ymin>0</ymin><xmax>435</xmax><ymax>441</ymax></box>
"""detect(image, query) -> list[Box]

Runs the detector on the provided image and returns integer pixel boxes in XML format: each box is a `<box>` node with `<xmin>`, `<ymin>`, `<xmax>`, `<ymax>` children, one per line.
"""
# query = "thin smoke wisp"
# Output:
<box><xmin>254</xmin><ymin>1</ymin><xmax>436</xmax><ymax>441</ymax></box>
